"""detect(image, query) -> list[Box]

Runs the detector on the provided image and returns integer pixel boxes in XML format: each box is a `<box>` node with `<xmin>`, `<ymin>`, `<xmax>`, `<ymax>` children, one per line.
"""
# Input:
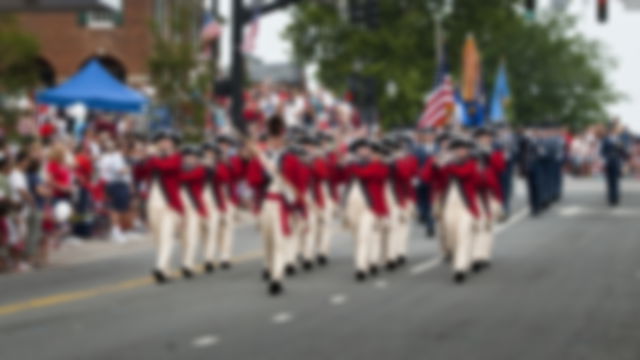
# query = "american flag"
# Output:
<box><xmin>200</xmin><ymin>14</ymin><xmax>222</xmax><ymax>42</ymax></box>
<box><xmin>241</xmin><ymin>9</ymin><xmax>260</xmax><ymax>54</ymax></box>
<box><xmin>418</xmin><ymin>69</ymin><xmax>455</xmax><ymax>128</ymax></box>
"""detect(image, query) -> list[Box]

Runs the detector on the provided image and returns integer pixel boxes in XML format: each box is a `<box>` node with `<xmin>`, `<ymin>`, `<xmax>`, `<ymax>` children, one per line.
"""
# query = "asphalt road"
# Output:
<box><xmin>1</xmin><ymin>177</ymin><xmax>639</xmax><ymax>360</ymax></box>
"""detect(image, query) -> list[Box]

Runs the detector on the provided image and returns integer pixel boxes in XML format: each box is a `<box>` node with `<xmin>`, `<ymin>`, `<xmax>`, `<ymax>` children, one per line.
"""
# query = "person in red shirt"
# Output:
<box><xmin>215</xmin><ymin>135</ymin><xmax>245</xmax><ymax>269</ymax></box>
<box><xmin>250</xmin><ymin>115</ymin><xmax>304</xmax><ymax>296</ymax></box>
<box><xmin>472</xmin><ymin>128</ymin><xmax>506</xmax><ymax>273</ymax></box>
<box><xmin>292</xmin><ymin>136</ymin><xmax>316</xmax><ymax>271</ymax></box>
<box><xmin>387</xmin><ymin>135</ymin><xmax>420</xmax><ymax>269</ymax></box>
<box><xmin>426</xmin><ymin>137</ymin><xmax>480</xmax><ymax>284</ymax></box>
<box><xmin>179</xmin><ymin>145</ymin><xmax>208</xmax><ymax>278</ymax></box>
<box><xmin>201</xmin><ymin>142</ymin><xmax>227</xmax><ymax>274</ymax></box>
<box><xmin>344</xmin><ymin>139</ymin><xmax>390</xmax><ymax>281</ymax></box>
<box><xmin>146</xmin><ymin>130</ymin><xmax>183</xmax><ymax>284</ymax></box>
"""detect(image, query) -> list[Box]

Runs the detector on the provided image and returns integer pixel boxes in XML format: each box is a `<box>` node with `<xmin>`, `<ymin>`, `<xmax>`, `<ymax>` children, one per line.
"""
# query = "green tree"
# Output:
<box><xmin>0</xmin><ymin>14</ymin><xmax>39</xmax><ymax>94</ymax></box>
<box><xmin>285</xmin><ymin>0</ymin><xmax>619</xmax><ymax>129</ymax></box>
<box><xmin>148</xmin><ymin>0</ymin><xmax>215</xmax><ymax>141</ymax></box>
<box><xmin>0</xmin><ymin>14</ymin><xmax>40</xmax><ymax>136</ymax></box>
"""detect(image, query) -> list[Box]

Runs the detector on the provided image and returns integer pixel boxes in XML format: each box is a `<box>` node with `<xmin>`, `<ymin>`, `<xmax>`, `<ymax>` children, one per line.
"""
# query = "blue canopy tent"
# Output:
<box><xmin>37</xmin><ymin>59</ymin><xmax>147</xmax><ymax>113</ymax></box>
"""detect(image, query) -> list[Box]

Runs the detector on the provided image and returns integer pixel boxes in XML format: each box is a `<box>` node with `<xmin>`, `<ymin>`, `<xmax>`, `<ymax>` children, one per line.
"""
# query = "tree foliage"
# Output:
<box><xmin>148</xmin><ymin>0</ymin><xmax>214</xmax><ymax>140</ymax></box>
<box><xmin>285</xmin><ymin>0</ymin><xmax>619</xmax><ymax>129</ymax></box>
<box><xmin>0</xmin><ymin>14</ymin><xmax>40</xmax><ymax>94</ymax></box>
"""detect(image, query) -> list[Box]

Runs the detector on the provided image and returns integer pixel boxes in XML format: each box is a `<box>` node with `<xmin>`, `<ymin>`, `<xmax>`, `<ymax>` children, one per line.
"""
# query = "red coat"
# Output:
<box><xmin>149</xmin><ymin>153</ymin><xmax>184</xmax><ymax>214</ymax></box>
<box><xmin>210</xmin><ymin>162</ymin><xmax>230</xmax><ymax>212</ymax></box>
<box><xmin>348</xmin><ymin>160</ymin><xmax>390</xmax><ymax>217</ymax></box>
<box><xmin>246</xmin><ymin>156</ymin><xmax>269</xmax><ymax>212</ymax></box>
<box><xmin>310</xmin><ymin>156</ymin><xmax>330</xmax><ymax>208</ymax></box>
<box><xmin>418</xmin><ymin>157</ymin><xmax>446</xmax><ymax>202</ymax></box>
<box><xmin>181</xmin><ymin>166</ymin><xmax>208</xmax><ymax>217</ymax></box>
<box><xmin>327</xmin><ymin>151</ymin><xmax>347</xmax><ymax>202</ymax></box>
<box><xmin>477</xmin><ymin>150</ymin><xmax>506</xmax><ymax>203</ymax></box>
<box><xmin>440</xmin><ymin>158</ymin><xmax>481</xmax><ymax>218</ymax></box>
<box><xmin>223</xmin><ymin>155</ymin><xmax>246</xmax><ymax>206</ymax></box>
<box><xmin>390</xmin><ymin>154</ymin><xmax>419</xmax><ymax>207</ymax></box>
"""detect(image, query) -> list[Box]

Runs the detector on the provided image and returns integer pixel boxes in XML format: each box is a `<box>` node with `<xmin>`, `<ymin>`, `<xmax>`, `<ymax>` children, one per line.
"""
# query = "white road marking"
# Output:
<box><xmin>192</xmin><ymin>334</ymin><xmax>220</xmax><ymax>348</ymax></box>
<box><xmin>272</xmin><ymin>312</ymin><xmax>293</xmax><ymax>324</ymax></box>
<box><xmin>410</xmin><ymin>257</ymin><xmax>442</xmax><ymax>275</ymax></box>
<box><xmin>557</xmin><ymin>206</ymin><xmax>584</xmax><ymax>217</ymax></box>
<box><xmin>330</xmin><ymin>294</ymin><xmax>348</xmax><ymax>305</ymax></box>
<box><xmin>374</xmin><ymin>280</ymin><xmax>388</xmax><ymax>289</ymax></box>
<box><xmin>410</xmin><ymin>207</ymin><xmax>528</xmax><ymax>276</ymax></box>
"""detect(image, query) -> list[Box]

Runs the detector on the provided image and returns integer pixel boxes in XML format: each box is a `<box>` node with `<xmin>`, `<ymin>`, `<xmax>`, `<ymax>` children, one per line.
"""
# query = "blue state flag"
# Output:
<box><xmin>490</xmin><ymin>62</ymin><xmax>511</xmax><ymax>123</ymax></box>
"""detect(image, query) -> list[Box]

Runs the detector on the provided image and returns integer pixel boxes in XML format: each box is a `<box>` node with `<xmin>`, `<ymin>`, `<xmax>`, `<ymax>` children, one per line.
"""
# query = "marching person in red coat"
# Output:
<box><xmin>388</xmin><ymin>135</ymin><xmax>420</xmax><ymax>268</ymax></box>
<box><xmin>179</xmin><ymin>145</ymin><xmax>208</xmax><ymax>278</ymax></box>
<box><xmin>250</xmin><ymin>115</ymin><xmax>304</xmax><ymax>295</ymax></box>
<box><xmin>216</xmin><ymin>135</ymin><xmax>245</xmax><ymax>269</ymax></box>
<box><xmin>472</xmin><ymin>128</ymin><xmax>506</xmax><ymax>272</ymax></box>
<box><xmin>146</xmin><ymin>130</ymin><xmax>183</xmax><ymax>284</ymax></box>
<box><xmin>424</xmin><ymin>137</ymin><xmax>480</xmax><ymax>283</ymax></box>
<box><xmin>344</xmin><ymin>139</ymin><xmax>390</xmax><ymax>281</ymax></box>
<box><xmin>201</xmin><ymin>143</ymin><xmax>227</xmax><ymax>273</ymax></box>
<box><xmin>309</xmin><ymin>135</ymin><xmax>334</xmax><ymax>266</ymax></box>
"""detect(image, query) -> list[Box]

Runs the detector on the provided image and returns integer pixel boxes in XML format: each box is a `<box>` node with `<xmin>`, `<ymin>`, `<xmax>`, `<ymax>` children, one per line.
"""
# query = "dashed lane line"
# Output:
<box><xmin>272</xmin><ymin>312</ymin><xmax>294</xmax><ymax>324</ymax></box>
<box><xmin>192</xmin><ymin>334</ymin><xmax>220</xmax><ymax>348</ymax></box>
<box><xmin>330</xmin><ymin>294</ymin><xmax>348</xmax><ymax>305</ymax></box>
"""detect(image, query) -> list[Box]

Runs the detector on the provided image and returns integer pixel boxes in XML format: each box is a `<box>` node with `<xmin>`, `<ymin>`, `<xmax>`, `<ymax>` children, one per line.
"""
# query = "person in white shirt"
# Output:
<box><xmin>97</xmin><ymin>141</ymin><xmax>132</xmax><ymax>243</ymax></box>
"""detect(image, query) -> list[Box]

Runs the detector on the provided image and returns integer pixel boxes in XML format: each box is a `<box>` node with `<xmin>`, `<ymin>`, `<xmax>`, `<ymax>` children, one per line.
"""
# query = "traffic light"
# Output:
<box><xmin>524</xmin><ymin>0</ymin><xmax>535</xmax><ymax>20</ymax></box>
<box><xmin>365</xmin><ymin>0</ymin><xmax>380</xmax><ymax>29</ymax></box>
<box><xmin>525</xmin><ymin>0</ymin><xmax>536</xmax><ymax>12</ymax></box>
<box><xmin>598</xmin><ymin>0</ymin><xmax>608</xmax><ymax>23</ymax></box>
<box><xmin>348</xmin><ymin>0</ymin><xmax>365</xmax><ymax>25</ymax></box>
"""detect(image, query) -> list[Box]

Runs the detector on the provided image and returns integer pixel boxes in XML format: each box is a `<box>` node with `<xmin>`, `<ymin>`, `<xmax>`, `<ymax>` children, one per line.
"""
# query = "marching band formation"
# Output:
<box><xmin>143</xmin><ymin>115</ymin><xmax>565</xmax><ymax>296</ymax></box>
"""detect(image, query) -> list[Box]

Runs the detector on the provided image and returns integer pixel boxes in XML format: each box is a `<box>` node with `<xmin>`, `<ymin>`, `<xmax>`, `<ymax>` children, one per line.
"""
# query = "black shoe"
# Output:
<box><xmin>302</xmin><ymin>260</ymin><xmax>314</xmax><ymax>271</ymax></box>
<box><xmin>355</xmin><ymin>271</ymin><xmax>367</xmax><ymax>282</ymax></box>
<box><xmin>220</xmin><ymin>261</ymin><xmax>231</xmax><ymax>270</ymax></box>
<box><xmin>472</xmin><ymin>260</ymin><xmax>491</xmax><ymax>273</ymax></box>
<box><xmin>453</xmin><ymin>272</ymin><xmax>466</xmax><ymax>284</ymax></box>
<box><xmin>386</xmin><ymin>261</ymin><xmax>397</xmax><ymax>271</ymax></box>
<box><xmin>262</xmin><ymin>269</ymin><xmax>271</xmax><ymax>282</ymax></box>
<box><xmin>443</xmin><ymin>254</ymin><xmax>452</xmax><ymax>264</ymax></box>
<box><xmin>369</xmin><ymin>265</ymin><xmax>379</xmax><ymax>277</ymax></box>
<box><xmin>397</xmin><ymin>256</ymin><xmax>407</xmax><ymax>266</ymax></box>
<box><xmin>427</xmin><ymin>228</ymin><xmax>436</xmax><ymax>238</ymax></box>
<box><xmin>181</xmin><ymin>267</ymin><xmax>194</xmax><ymax>279</ymax></box>
<box><xmin>204</xmin><ymin>262</ymin><xmax>215</xmax><ymax>274</ymax></box>
<box><xmin>152</xmin><ymin>269</ymin><xmax>169</xmax><ymax>284</ymax></box>
<box><xmin>285</xmin><ymin>264</ymin><xmax>297</xmax><ymax>276</ymax></box>
<box><xmin>268</xmin><ymin>281</ymin><xmax>283</xmax><ymax>296</ymax></box>
<box><xmin>317</xmin><ymin>254</ymin><xmax>328</xmax><ymax>266</ymax></box>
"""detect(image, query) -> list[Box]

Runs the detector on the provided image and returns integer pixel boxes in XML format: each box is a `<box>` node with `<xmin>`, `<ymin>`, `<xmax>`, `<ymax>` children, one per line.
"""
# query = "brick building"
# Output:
<box><xmin>16</xmin><ymin>0</ymin><xmax>158</xmax><ymax>87</ymax></box>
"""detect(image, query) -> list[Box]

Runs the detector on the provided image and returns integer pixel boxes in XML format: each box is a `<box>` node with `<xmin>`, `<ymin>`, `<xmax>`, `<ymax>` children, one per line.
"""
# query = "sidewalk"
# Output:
<box><xmin>49</xmin><ymin>233</ymin><xmax>153</xmax><ymax>267</ymax></box>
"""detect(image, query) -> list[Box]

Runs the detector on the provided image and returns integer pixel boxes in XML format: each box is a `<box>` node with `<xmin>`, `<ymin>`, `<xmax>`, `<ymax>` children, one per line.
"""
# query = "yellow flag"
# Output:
<box><xmin>462</xmin><ymin>34</ymin><xmax>481</xmax><ymax>102</ymax></box>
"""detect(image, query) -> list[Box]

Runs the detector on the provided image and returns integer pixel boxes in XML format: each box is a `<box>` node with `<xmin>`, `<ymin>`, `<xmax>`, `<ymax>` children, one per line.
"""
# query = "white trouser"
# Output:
<box><xmin>219</xmin><ymin>202</ymin><xmax>236</xmax><ymax>263</ymax></box>
<box><xmin>315</xmin><ymin>198</ymin><xmax>334</xmax><ymax>257</ymax></box>
<box><xmin>202</xmin><ymin>188</ymin><xmax>223</xmax><ymax>264</ymax></box>
<box><xmin>354</xmin><ymin>209</ymin><xmax>377</xmax><ymax>272</ymax></box>
<box><xmin>147</xmin><ymin>184</ymin><xmax>182</xmax><ymax>274</ymax></box>
<box><xmin>393</xmin><ymin>203</ymin><xmax>414</xmax><ymax>260</ymax></box>
<box><xmin>472</xmin><ymin>196</ymin><xmax>501</xmax><ymax>263</ymax></box>
<box><xmin>442</xmin><ymin>186</ymin><xmax>475</xmax><ymax>273</ymax></box>
<box><xmin>180</xmin><ymin>189</ymin><xmax>203</xmax><ymax>271</ymax></box>
<box><xmin>260</xmin><ymin>199</ymin><xmax>289</xmax><ymax>282</ymax></box>
<box><xmin>381</xmin><ymin>186</ymin><xmax>399</xmax><ymax>264</ymax></box>
<box><xmin>301</xmin><ymin>205</ymin><xmax>319</xmax><ymax>262</ymax></box>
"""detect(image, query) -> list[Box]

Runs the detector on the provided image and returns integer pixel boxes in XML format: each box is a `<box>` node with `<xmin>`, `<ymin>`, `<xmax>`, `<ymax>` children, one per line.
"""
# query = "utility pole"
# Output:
<box><xmin>229</xmin><ymin>0</ymin><xmax>303</xmax><ymax>135</ymax></box>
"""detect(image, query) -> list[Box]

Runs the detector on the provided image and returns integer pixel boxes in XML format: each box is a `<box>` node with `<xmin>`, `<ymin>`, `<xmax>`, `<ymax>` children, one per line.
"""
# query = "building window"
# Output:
<box><xmin>78</xmin><ymin>10</ymin><xmax>124</xmax><ymax>29</ymax></box>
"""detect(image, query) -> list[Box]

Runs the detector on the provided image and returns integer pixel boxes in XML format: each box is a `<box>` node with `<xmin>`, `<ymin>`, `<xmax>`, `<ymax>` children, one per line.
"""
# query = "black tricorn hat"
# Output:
<box><xmin>473</xmin><ymin>127</ymin><xmax>494</xmax><ymax>138</ymax></box>
<box><xmin>152</xmin><ymin>129</ymin><xmax>181</xmax><ymax>144</ymax></box>
<box><xmin>181</xmin><ymin>144</ymin><xmax>201</xmax><ymax>156</ymax></box>
<box><xmin>349</xmin><ymin>138</ymin><xmax>371</xmax><ymax>152</ymax></box>
<box><xmin>448</xmin><ymin>137</ymin><xmax>473</xmax><ymax>150</ymax></box>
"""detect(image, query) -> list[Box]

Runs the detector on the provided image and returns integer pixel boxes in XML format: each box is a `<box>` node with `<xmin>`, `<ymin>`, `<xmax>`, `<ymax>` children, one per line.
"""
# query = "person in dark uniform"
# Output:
<box><xmin>519</xmin><ymin>127</ymin><xmax>544</xmax><ymax>216</ymax></box>
<box><xmin>601</xmin><ymin>124</ymin><xmax>629</xmax><ymax>206</ymax></box>
<box><xmin>495</xmin><ymin>124</ymin><xmax>518</xmax><ymax>217</ymax></box>
<box><xmin>413</xmin><ymin>128</ymin><xmax>438</xmax><ymax>237</ymax></box>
